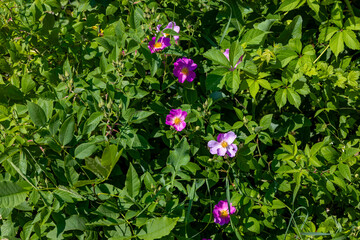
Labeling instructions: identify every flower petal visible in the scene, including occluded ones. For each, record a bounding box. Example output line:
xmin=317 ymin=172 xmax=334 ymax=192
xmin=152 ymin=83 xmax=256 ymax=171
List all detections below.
xmin=227 ymin=144 xmax=238 ymax=157
xmin=186 ymin=71 xmax=196 ymax=82
xmin=223 ymin=131 xmax=236 ymax=144
xmin=217 ymin=133 xmax=225 ymax=142
xmin=217 ymin=147 xmax=227 ymax=156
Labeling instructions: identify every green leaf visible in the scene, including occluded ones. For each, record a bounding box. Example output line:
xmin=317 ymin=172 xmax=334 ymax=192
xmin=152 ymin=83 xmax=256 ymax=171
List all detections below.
xmin=245 ymin=217 xmax=261 ymax=234
xmin=258 ymin=79 xmax=272 ymax=90
xmin=260 ymin=114 xmax=273 ymax=130
xmin=0 ymin=181 xmax=28 ymax=208
xmin=53 ymin=185 xmax=85 ymax=203
xmin=275 ymin=89 xmax=287 ymax=108
xmin=168 ymin=137 xmax=190 ymax=172
xmin=342 ymin=30 xmax=360 ymax=50
xmin=137 ymin=217 xmax=179 ymax=240
xmin=338 ymin=163 xmax=351 ymax=182
xmin=125 ymin=163 xmax=140 ymax=198
xmin=329 ymin=31 xmax=344 ymax=57
xmin=75 ymin=143 xmax=97 ymax=159
xmin=101 ymin=145 xmax=122 ymax=178
xmin=83 ymin=112 xmax=103 ymax=135
xmin=204 ymin=48 xmax=231 ymax=68
xmin=344 ymin=16 xmax=360 ymax=31
xmin=225 ymin=70 xmax=241 ymax=94
xmin=21 ymin=73 xmax=35 ymax=94
xmin=277 ymin=49 xmax=298 ymax=67
xmin=241 ymin=29 xmax=268 ymax=45
xmin=278 ymin=15 xmax=303 ymax=42
xmin=277 ymin=0 xmax=304 ymax=12
xmin=229 ymin=41 xmax=244 ymax=67
xmin=59 ymin=116 xmax=75 ymax=146
xmin=287 ymin=88 xmax=301 ymax=108
xmin=247 ymin=79 xmax=259 ymax=98
xmin=27 ymin=102 xmax=47 ymax=127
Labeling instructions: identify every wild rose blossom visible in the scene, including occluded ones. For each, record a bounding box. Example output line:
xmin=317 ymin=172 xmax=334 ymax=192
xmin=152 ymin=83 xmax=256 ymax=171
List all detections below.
xmin=223 ymin=49 xmax=243 ymax=71
xmin=156 ymin=21 xmax=180 ymax=41
xmin=165 ymin=109 xmax=187 ymax=131
xmin=173 ymin=57 xmax=197 ymax=83
xmin=148 ymin=37 xmax=171 ymax=54
xmin=213 ymin=200 xmax=236 ymax=225
xmin=208 ymin=131 xmax=237 ymax=157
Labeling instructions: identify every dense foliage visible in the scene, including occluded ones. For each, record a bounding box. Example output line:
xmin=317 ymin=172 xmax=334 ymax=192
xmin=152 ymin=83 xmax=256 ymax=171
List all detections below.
xmin=1 ymin=0 xmax=360 ymax=239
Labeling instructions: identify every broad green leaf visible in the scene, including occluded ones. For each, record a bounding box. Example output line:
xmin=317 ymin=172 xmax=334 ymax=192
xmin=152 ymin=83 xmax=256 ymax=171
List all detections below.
xmin=241 ymin=29 xmax=268 ymax=45
xmin=59 ymin=116 xmax=75 ymax=146
xmin=278 ymin=15 xmax=303 ymax=42
xmin=137 ymin=217 xmax=178 ymax=240
xmin=101 ymin=145 xmax=122 ymax=178
xmin=344 ymin=16 xmax=360 ymax=31
xmin=75 ymin=143 xmax=97 ymax=159
xmin=85 ymin=157 xmax=109 ymax=179
xmin=277 ymin=0 xmax=304 ymax=12
xmin=53 ymin=185 xmax=85 ymax=203
xmin=27 ymin=102 xmax=47 ymax=127
xmin=287 ymin=88 xmax=301 ymax=108
xmin=342 ymin=30 xmax=360 ymax=50
xmin=225 ymin=70 xmax=241 ymax=94
xmin=21 ymin=73 xmax=35 ymax=94
xmin=331 ymin=2 xmax=343 ymax=28
xmin=277 ymin=49 xmax=298 ymax=67
xmin=260 ymin=114 xmax=273 ymax=130
xmin=275 ymin=89 xmax=287 ymax=108
xmin=204 ymin=48 xmax=231 ymax=68
xmin=338 ymin=163 xmax=351 ymax=182
xmin=245 ymin=217 xmax=261 ymax=234
xmin=247 ymin=79 xmax=259 ymax=98
xmin=168 ymin=137 xmax=190 ymax=172
xmin=258 ymin=79 xmax=272 ymax=90
xmin=0 ymin=181 xmax=28 ymax=208
xmin=229 ymin=41 xmax=244 ymax=67
xmin=125 ymin=163 xmax=140 ymax=198
xmin=83 ymin=112 xmax=103 ymax=135
xmin=329 ymin=31 xmax=344 ymax=57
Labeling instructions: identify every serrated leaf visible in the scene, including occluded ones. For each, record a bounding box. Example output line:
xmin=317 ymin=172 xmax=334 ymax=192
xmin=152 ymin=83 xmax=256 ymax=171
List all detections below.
xmin=342 ymin=30 xmax=360 ymax=50
xmin=21 ymin=73 xmax=36 ymax=94
xmin=125 ymin=163 xmax=140 ymax=198
xmin=0 ymin=181 xmax=28 ymax=208
xmin=137 ymin=217 xmax=178 ymax=240
xmin=59 ymin=116 xmax=75 ymax=146
xmin=275 ymin=89 xmax=287 ymax=108
xmin=75 ymin=143 xmax=97 ymax=159
xmin=287 ymin=88 xmax=301 ymax=108
xmin=247 ymin=79 xmax=259 ymax=98
xmin=329 ymin=31 xmax=344 ymax=57
xmin=277 ymin=0 xmax=304 ymax=12
xmin=260 ymin=114 xmax=273 ymax=130
xmin=83 ymin=112 xmax=103 ymax=135
xmin=168 ymin=137 xmax=190 ymax=172
xmin=225 ymin=70 xmax=241 ymax=94
xmin=338 ymin=163 xmax=351 ymax=182
xmin=27 ymin=102 xmax=47 ymax=127
xmin=204 ymin=48 xmax=231 ymax=68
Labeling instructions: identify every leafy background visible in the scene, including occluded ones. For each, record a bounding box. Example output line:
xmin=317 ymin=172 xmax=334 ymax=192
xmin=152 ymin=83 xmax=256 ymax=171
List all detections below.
xmin=0 ymin=0 xmax=360 ymax=239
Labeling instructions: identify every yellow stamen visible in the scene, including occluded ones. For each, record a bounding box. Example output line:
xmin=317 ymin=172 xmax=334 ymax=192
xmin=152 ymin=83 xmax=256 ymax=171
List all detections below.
xmin=220 ymin=209 xmax=228 ymax=218
xmin=181 ymin=67 xmax=189 ymax=75
xmin=221 ymin=141 xmax=228 ymax=148
xmin=174 ymin=117 xmax=181 ymax=125
xmin=154 ymin=42 xmax=162 ymax=48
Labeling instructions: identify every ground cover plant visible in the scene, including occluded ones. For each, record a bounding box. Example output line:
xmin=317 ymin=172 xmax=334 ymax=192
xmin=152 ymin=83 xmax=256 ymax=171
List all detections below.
xmin=1 ymin=0 xmax=360 ymax=239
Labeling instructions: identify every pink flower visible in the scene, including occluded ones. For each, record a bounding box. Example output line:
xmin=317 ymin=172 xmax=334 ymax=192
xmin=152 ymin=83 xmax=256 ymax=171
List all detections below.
xmin=148 ymin=37 xmax=171 ymax=54
xmin=156 ymin=21 xmax=180 ymax=41
xmin=173 ymin=57 xmax=197 ymax=83
xmin=213 ymin=200 xmax=236 ymax=225
xmin=208 ymin=131 xmax=237 ymax=157
xmin=223 ymin=49 xmax=243 ymax=71
xmin=165 ymin=109 xmax=187 ymax=131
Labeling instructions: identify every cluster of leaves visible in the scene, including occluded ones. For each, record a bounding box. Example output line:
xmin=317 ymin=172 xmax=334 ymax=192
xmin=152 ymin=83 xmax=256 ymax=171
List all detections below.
xmin=0 ymin=0 xmax=360 ymax=239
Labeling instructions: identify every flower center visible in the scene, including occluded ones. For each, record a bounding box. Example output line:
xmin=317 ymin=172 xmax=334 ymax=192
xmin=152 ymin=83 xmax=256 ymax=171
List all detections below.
xmin=221 ymin=141 xmax=228 ymax=148
xmin=165 ymin=33 xmax=169 ymax=37
xmin=181 ymin=67 xmax=189 ymax=75
xmin=154 ymin=42 xmax=162 ymax=49
xmin=220 ymin=209 xmax=229 ymax=218
xmin=174 ymin=117 xmax=181 ymax=125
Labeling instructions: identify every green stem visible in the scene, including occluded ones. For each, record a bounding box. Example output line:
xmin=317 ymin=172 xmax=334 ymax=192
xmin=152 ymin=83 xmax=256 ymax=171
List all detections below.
xmin=344 ymin=0 xmax=355 ymax=17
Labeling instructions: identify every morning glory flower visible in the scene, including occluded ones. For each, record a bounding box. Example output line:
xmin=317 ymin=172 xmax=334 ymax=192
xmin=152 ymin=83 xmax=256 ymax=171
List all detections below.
xmin=213 ymin=200 xmax=236 ymax=225
xmin=148 ymin=36 xmax=171 ymax=54
xmin=173 ymin=57 xmax=197 ymax=83
xmin=165 ymin=109 xmax=187 ymax=131
xmin=208 ymin=131 xmax=237 ymax=157
xmin=156 ymin=21 xmax=180 ymax=41
xmin=223 ymin=49 xmax=243 ymax=71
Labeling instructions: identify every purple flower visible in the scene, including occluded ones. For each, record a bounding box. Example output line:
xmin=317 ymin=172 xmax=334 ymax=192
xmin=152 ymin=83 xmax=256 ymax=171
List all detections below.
xmin=148 ymin=37 xmax=171 ymax=54
xmin=173 ymin=57 xmax=197 ymax=83
xmin=213 ymin=200 xmax=236 ymax=225
xmin=156 ymin=21 xmax=180 ymax=41
xmin=165 ymin=109 xmax=187 ymax=131
xmin=208 ymin=131 xmax=237 ymax=157
xmin=223 ymin=49 xmax=243 ymax=71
